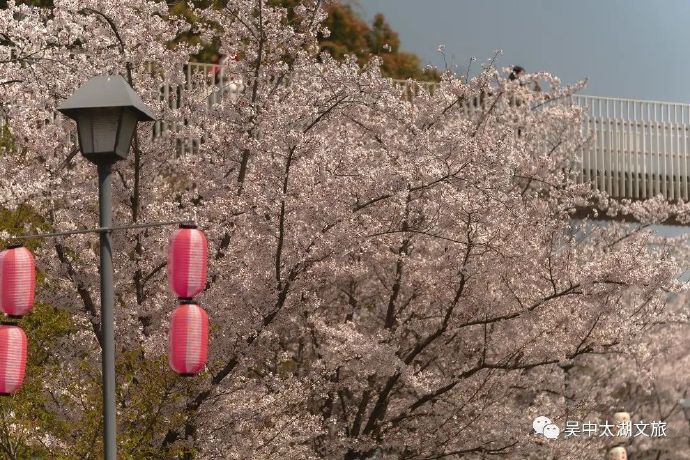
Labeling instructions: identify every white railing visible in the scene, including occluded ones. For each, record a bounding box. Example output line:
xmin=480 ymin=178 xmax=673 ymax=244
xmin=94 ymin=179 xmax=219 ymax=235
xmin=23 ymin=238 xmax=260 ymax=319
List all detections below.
xmin=386 ymin=86 xmax=690 ymax=202
xmin=151 ymin=62 xmax=243 ymax=154
xmin=3 ymin=65 xmax=690 ymax=203
xmin=572 ymin=95 xmax=690 ymax=201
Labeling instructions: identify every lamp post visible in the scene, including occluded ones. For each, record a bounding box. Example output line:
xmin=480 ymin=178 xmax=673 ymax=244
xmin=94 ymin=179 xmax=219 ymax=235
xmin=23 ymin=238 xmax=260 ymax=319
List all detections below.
xmin=57 ymin=74 xmax=154 ymax=460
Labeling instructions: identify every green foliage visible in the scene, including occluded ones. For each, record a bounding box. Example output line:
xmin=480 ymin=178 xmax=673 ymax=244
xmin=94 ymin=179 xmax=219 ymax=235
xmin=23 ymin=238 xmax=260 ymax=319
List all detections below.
xmin=0 ymin=207 xmax=71 ymax=457
xmin=169 ymin=0 xmax=439 ymax=80
xmin=166 ymin=0 xmax=226 ymax=63
xmin=0 ymin=124 xmax=15 ymax=154
xmin=0 ymin=304 xmax=76 ymax=458
xmin=2 ymin=0 xmax=437 ymax=80
xmin=116 ymin=352 xmax=186 ymax=459
xmin=2 ymin=0 xmax=438 ymax=80
xmin=0 ymin=204 xmax=51 ymax=250
xmin=319 ymin=3 xmax=370 ymax=61
xmin=320 ymin=4 xmax=440 ymax=81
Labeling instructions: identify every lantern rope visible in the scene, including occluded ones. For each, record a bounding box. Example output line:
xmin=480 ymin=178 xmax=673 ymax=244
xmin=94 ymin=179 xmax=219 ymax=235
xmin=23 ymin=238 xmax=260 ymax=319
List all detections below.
xmin=4 ymin=220 xmax=196 ymax=244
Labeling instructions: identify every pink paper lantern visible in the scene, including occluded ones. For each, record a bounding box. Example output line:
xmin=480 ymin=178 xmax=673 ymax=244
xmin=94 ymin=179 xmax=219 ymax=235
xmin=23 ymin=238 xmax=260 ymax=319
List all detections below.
xmin=0 ymin=325 xmax=27 ymax=395
xmin=168 ymin=225 xmax=208 ymax=299
xmin=0 ymin=245 xmax=36 ymax=317
xmin=169 ymin=303 xmax=209 ymax=375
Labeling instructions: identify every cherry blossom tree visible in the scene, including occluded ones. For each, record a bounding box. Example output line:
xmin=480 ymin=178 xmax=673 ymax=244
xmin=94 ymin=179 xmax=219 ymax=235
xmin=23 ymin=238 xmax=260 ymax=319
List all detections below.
xmin=1 ymin=1 xmax=690 ymax=458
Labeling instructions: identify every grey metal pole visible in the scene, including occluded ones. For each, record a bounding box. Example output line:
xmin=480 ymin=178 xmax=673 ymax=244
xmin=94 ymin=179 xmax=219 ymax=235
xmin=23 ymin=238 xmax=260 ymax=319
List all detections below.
xmin=98 ymin=162 xmax=117 ymax=460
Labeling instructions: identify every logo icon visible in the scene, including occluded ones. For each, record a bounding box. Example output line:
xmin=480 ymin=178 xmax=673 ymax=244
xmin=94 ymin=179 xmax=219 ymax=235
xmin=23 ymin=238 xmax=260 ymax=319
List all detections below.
xmin=543 ymin=423 xmax=560 ymax=439
xmin=533 ymin=416 xmax=552 ymax=434
xmin=533 ymin=416 xmax=560 ymax=439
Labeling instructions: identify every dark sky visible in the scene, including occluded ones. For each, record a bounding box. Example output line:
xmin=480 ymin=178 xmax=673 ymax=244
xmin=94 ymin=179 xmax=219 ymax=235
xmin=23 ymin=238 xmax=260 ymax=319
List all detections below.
xmin=360 ymin=0 xmax=690 ymax=104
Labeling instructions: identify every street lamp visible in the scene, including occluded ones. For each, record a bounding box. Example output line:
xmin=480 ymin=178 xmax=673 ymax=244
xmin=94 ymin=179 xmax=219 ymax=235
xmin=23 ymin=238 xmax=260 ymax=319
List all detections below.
xmin=57 ymin=74 xmax=154 ymax=460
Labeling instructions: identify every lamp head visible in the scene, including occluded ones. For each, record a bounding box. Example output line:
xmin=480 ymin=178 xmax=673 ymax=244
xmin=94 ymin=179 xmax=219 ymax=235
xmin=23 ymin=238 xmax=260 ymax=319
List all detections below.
xmin=57 ymin=74 xmax=155 ymax=164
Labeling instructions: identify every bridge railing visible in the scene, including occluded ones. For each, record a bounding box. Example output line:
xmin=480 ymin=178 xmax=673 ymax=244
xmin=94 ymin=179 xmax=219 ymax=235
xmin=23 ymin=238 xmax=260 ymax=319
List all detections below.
xmin=385 ymin=85 xmax=690 ymax=202
xmin=571 ymin=95 xmax=690 ymax=202
xmin=3 ymin=66 xmax=690 ymax=202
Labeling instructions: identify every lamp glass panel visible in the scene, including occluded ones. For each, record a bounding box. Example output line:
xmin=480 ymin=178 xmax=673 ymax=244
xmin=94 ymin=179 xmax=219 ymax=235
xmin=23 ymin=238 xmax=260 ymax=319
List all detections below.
xmin=76 ymin=114 xmax=93 ymax=154
xmin=115 ymin=110 xmax=138 ymax=157
xmin=77 ymin=108 xmax=120 ymax=154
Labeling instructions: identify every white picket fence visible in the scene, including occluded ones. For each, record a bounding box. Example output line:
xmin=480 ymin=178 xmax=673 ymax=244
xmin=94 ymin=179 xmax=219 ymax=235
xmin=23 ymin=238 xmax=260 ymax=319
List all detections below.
xmin=3 ymin=64 xmax=690 ymax=202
